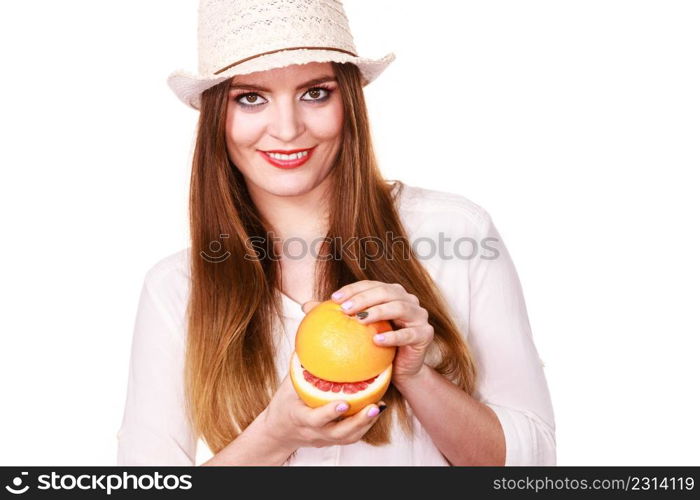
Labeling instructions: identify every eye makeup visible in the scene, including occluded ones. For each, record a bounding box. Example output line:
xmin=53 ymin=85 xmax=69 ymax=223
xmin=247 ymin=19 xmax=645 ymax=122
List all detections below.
xmin=230 ymin=84 xmax=335 ymax=108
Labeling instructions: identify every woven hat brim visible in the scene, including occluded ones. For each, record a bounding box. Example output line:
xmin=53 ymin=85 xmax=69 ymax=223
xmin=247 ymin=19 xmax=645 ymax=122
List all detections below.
xmin=166 ymin=49 xmax=396 ymax=111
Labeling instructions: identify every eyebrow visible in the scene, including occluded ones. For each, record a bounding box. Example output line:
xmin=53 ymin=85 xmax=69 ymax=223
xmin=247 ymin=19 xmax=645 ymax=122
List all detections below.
xmin=229 ymin=76 xmax=337 ymax=92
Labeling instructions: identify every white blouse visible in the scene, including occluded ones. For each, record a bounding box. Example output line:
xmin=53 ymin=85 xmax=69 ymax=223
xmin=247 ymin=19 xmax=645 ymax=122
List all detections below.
xmin=116 ymin=183 xmax=556 ymax=466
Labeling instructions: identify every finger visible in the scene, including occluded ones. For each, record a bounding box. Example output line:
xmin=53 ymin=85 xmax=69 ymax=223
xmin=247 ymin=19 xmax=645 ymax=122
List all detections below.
xmin=301 ymin=301 xmax=321 ymax=314
xmin=328 ymin=401 xmax=387 ymax=439
xmin=300 ymin=399 xmax=351 ymax=428
xmin=330 ymin=280 xmax=384 ymax=304
xmin=340 ymin=284 xmax=410 ymax=320
xmin=373 ymin=326 xmax=434 ymax=347
xmin=356 ymin=300 xmax=427 ymax=326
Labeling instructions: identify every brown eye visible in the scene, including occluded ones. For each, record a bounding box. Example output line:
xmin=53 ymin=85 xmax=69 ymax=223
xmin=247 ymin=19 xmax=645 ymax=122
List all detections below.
xmin=235 ymin=93 xmax=266 ymax=107
xmin=301 ymin=87 xmax=332 ymax=102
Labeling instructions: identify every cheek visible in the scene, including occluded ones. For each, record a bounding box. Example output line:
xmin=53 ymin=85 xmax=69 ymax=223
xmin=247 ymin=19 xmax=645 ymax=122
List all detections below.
xmin=309 ymin=101 xmax=344 ymax=140
xmin=226 ymin=107 xmax=265 ymax=149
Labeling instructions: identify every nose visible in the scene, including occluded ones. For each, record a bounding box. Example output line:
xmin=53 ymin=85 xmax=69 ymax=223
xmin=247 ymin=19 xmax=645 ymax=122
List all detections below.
xmin=267 ymin=97 xmax=304 ymax=143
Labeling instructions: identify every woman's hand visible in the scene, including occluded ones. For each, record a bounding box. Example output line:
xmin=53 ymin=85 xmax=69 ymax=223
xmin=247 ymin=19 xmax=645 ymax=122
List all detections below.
xmin=261 ymin=374 xmax=386 ymax=452
xmin=315 ymin=280 xmax=435 ymax=383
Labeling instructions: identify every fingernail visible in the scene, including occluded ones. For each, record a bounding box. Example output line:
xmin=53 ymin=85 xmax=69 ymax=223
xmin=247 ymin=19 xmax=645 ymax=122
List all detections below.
xmin=367 ymin=406 xmax=380 ymax=417
xmin=332 ymin=291 xmax=344 ymax=300
xmin=341 ymin=300 xmax=353 ymax=311
xmin=374 ymin=334 xmax=385 ymax=343
xmin=378 ymin=404 xmax=387 ymax=414
xmin=336 ymin=403 xmax=349 ymax=412
xmin=356 ymin=311 xmax=368 ymax=320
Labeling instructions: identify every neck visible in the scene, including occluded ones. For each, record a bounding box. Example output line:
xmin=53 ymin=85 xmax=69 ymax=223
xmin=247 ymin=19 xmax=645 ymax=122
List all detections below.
xmin=247 ymin=179 xmax=332 ymax=242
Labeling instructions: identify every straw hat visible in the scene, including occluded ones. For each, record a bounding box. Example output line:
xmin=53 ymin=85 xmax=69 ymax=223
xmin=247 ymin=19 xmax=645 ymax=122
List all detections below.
xmin=167 ymin=0 xmax=396 ymax=111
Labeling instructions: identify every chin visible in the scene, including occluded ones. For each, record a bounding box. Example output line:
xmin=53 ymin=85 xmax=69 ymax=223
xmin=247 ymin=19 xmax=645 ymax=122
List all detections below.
xmin=260 ymin=179 xmax=317 ymax=198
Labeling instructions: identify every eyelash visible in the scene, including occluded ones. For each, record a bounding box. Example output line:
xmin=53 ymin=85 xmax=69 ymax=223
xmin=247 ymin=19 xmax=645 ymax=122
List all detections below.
xmin=232 ymin=85 xmax=334 ymax=108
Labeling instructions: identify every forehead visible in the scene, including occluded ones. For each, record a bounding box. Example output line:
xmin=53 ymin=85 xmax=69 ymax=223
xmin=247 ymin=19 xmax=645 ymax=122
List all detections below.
xmin=230 ymin=61 xmax=335 ymax=88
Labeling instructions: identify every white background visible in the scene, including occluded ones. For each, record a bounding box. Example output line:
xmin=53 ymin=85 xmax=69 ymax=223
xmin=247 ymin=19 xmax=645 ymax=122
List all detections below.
xmin=1 ymin=0 xmax=698 ymax=466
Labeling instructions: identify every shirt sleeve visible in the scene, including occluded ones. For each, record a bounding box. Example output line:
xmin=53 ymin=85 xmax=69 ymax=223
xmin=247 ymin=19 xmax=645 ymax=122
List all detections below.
xmin=116 ymin=271 xmax=197 ymax=465
xmin=467 ymin=209 xmax=557 ymax=465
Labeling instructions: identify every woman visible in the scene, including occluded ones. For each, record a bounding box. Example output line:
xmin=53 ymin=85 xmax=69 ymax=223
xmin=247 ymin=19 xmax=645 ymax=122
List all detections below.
xmin=117 ymin=0 xmax=556 ymax=466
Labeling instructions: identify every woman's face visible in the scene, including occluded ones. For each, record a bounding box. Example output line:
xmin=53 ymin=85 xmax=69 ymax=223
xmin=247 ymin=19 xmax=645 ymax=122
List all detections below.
xmin=225 ymin=62 xmax=344 ymax=200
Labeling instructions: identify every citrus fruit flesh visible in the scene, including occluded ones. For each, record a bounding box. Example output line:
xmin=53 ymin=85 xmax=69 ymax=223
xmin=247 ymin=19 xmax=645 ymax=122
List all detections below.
xmin=290 ymin=351 xmax=392 ymax=416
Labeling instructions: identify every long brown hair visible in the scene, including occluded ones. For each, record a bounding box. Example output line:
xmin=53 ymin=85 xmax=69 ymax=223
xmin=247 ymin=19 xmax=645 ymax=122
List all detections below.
xmin=184 ymin=61 xmax=478 ymax=454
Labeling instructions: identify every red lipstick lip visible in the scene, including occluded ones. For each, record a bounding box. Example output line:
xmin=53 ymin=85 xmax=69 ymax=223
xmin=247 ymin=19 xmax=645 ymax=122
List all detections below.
xmin=258 ymin=146 xmax=316 ymax=169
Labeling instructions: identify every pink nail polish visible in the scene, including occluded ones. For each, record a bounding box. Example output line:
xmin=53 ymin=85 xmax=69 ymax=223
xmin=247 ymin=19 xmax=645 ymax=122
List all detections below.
xmin=341 ymin=300 xmax=353 ymax=310
xmin=374 ymin=334 xmax=385 ymax=343
xmin=367 ymin=406 xmax=380 ymax=417
xmin=332 ymin=291 xmax=344 ymax=300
